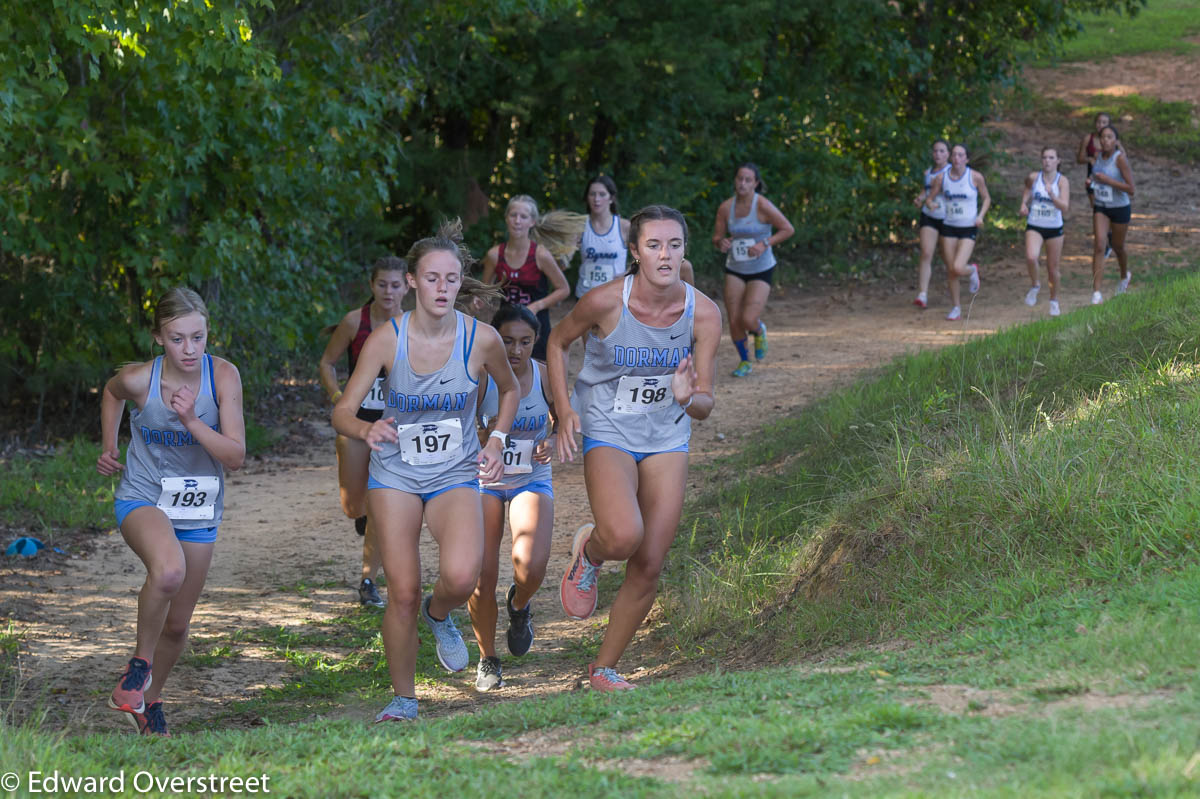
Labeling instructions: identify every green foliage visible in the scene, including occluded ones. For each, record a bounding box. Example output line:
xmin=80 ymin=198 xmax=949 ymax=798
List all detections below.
xmin=1047 ymin=0 xmax=1200 ymax=61
xmin=0 ymin=437 xmax=113 ymax=530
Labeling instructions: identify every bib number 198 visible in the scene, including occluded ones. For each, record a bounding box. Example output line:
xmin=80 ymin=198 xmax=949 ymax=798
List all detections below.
xmin=613 ymin=375 xmax=675 ymax=414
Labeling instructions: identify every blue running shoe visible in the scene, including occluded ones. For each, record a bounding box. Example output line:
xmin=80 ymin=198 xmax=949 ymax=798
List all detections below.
xmin=421 ymin=595 xmax=468 ymax=672
xmin=732 ymin=360 xmax=753 ymax=378
xmin=129 ymin=700 xmax=170 ymax=736
xmin=753 ymin=322 xmax=768 ymax=361
xmin=375 ymin=695 xmax=418 ymax=723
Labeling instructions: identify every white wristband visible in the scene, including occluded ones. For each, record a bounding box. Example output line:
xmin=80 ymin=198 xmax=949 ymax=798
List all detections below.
xmin=680 ymin=396 xmax=694 ymax=411
xmin=488 ymin=430 xmax=509 ymax=444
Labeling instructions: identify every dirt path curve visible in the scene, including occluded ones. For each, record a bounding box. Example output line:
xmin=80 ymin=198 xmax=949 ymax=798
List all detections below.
xmin=4 ymin=53 xmax=1199 ymax=734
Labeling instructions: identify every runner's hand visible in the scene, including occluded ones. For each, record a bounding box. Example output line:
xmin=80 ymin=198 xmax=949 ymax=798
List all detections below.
xmin=96 ymin=447 xmax=124 ymax=475
xmin=478 ymin=438 xmax=504 ymax=483
xmin=717 ymin=237 xmax=732 ymax=254
xmin=556 ymin=410 xmax=581 ymax=462
xmin=534 ymin=435 xmax=555 ymax=464
xmin=749 ymin=242 xmax=767 ymax=258
xmin=170 ymin=384 xmax=198 ymax=425
xmin=672 ymin=354 xmax=697 ymax=406
xmin=364 ymin=417 xmax=398 ymax=452
xmin=1019 ymin=203 xmax=1029 ymax=217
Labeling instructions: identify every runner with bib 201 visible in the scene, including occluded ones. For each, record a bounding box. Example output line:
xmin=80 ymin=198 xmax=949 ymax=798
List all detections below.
xmin=712 ymin=163 xmax=793 ymax=377
xmin=548 ymin=205 xmax=721 ymax=692
xmin=333 ymin=220 xmax=519 ymax=723
xmin=925 ymin=143 xmax=991 ymax=321
xmin=97 ymin=287 xmax=246 ymax=737
xmin=1019 ymin=147 xmax=1070 ymax=317
xmin=319 ymin=257 xmax=408 ymax=608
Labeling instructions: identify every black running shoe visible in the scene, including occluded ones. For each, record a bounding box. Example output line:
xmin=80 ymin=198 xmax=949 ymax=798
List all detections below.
xmin=505 ymin=584 xmax=534 ymax=656
xmin=129 ymin=700 xmax=170 ymax=736
xmin=358 ymin=578 xmax=385 ymax=608
xmin=475 ymin=656 xmax=504 ymax=691
xmin=354 ymin=515 xmax=367 ymax=536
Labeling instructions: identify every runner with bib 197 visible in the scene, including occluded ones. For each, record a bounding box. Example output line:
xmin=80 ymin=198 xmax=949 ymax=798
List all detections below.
xmin=548 ymin=204 xmax=721 ymax=692
xmin=97 ymin=287 xmax=246 ymax=737
xmin=332 ymin=220 xmax=520 ymax=723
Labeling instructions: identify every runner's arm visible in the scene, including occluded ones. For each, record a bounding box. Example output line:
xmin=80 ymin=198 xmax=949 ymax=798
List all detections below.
xmin=974 ymin=172 xmax=991 ymax=227
xmin=712 ymin=200 xmax=732 ymax=252
xmin=674 ymin=294 xmax=721 ymax=422
xmin=318 ymin=311 xmax=357 ymax=402
xmin=530 ymin=244 xmax=570 ymax=313
xmin=1054 ymin=175 xmax=1071 ymax=212
xmin=1019 ymin=173 xmax=1035 ymax=217
xmin=924 ymin=173 xmax=944 ymax=211
xmin=193 ymin=357 xmax=246 ymax=471
xmin=97 ymin=363 xmax=148 ymax=475
xmin=332 ymin=324 xmax=399 ymax=451
xmin=475 ymin=325 xmax=519 ymax=483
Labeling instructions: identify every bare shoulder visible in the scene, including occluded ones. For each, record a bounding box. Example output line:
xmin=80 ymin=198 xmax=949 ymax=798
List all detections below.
xmin=691 ymin=287 xmax=723 ymax=329
xmin=112 ymin=360 xmax=153 ymax=397
xmin=211 ymin=356 xmax=242 ymax=383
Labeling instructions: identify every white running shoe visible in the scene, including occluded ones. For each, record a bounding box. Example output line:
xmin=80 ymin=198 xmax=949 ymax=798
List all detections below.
xmin=1091 ymin=291 xmax=1103 ymax=305
xmin=1024 ymin=285 xmax=1040 ymax=306
xmin=1049 ymin=300 xmax=1060 ymax=317
xmin=913 ymin=292 xmax=927 ymax=309
xmin=946 ymin=306 xmax=962 ymax=321
xmin=968 ymin=263 xmax=980 ymax=294
xmin=1116 ymin=275 xmax=1130 ymax=295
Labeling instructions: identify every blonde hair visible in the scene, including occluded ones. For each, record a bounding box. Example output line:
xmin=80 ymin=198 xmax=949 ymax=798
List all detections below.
xmin=407 ymin=218 xmax=502 ymax=307
xmin=153 ymin=287 xmax=209 ymax=334
xmin=505 ymin=194 xmax=586 ymax=261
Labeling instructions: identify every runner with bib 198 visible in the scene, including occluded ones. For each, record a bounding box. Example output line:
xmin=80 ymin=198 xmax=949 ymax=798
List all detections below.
xmin=469 ymin=304 xmax=558 ymax=692
xmin=711 ymin=163 xmax=793 ymax=377
xmin=318 ymin=257 xmax=408 ymax=608
xmin=97 ymin=287 xmax=246 ymax=737
xmin=1019 ymin=147 xmax=1070 ymax=317
xmin=333 ymin=220 xmax=519 ymax=723
xmin=548 ymin=204 xmax=721 ymax=691
xmin=925 ymin=143 xmax=991 ymax=321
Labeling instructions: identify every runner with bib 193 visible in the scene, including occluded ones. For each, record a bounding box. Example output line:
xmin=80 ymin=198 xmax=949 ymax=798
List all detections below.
xmin=548 ymin=204 xmax=721 ymax=692
xmin=333 ymin=220 xmax=519 ymax=723
xmin=97 ymin=287 xmax=246 ymax=737
xmin=318 ymin=257 xmax=408 ymax=608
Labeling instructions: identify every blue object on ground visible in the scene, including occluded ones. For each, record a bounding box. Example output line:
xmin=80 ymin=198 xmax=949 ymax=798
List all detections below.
xmin=5 ymin=537 xmax=46 ymax=557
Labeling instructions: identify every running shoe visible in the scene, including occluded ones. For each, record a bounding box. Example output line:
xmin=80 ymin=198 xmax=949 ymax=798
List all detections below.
xmin=128 ymin=700 xmax=170 ymax=736
xmin=354 ymin=515 xmax=367 ymax=536
xmin=108 ymin=656 xmax=152 ymax=715
xmin=967 ymin=263 xmax=980 ymax=294
xmin=1105 ymin=232 xmax=1114 ymax=259
xmin=913 ymin=292 xmax=927 ymax=309
xmin=731 ymin=360 xmax=753 ymax=378
xmin=505 ymin=584 xmax=534 ymax=657
xmin=945 ymin=306 xmax=962 ymax=321
xmin=358 ymin=578 xmax=385 ymax=608
xmin=753 ymin=322 xmax=768 ymax=361
xmin=420 ymin=595 xmax=469 ymax=672
xmin=1092 ymin=291 xmax=1103 ymax=305
xmin=1116 ymin=274 xmax=1131 ymax=295
xmin=560 ymin=523 xmax=601 ymax=621
xmin=1024 ymin=285 xmax=1040 ymax=306
xmin=475 ymin=656 xmax=504 ymax=691
xmin=588 ymin=663 xmax=636 ymax=692
xmin=375 ymin=695 xmax=418 ymax=723
xmin=1049 ymin=300 xmax=1061 ymax=317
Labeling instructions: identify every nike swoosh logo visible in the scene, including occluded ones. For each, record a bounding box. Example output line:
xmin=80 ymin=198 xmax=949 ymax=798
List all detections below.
xmin=523 ymin=404 xmax=536 ymax=411
xmin=439 ymin=378 xmax=453 ymax=385
xmin=669 ymin=332 xmax=685 ymax=340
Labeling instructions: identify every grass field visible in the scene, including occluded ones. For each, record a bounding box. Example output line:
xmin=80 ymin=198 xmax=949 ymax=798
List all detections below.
xmin=1046 ymin=0 xmax=1200 ymax=62
xmin=5 ymin=269 xmax=1200 ymax=796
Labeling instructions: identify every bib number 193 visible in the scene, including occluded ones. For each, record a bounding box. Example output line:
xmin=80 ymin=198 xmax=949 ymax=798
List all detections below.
xmin=157 ymin=476 xmax=220 ymax=520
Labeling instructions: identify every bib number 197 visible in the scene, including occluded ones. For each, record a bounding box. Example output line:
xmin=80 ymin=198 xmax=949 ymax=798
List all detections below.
xmin=396 ymin=419 xmax=463 ymax=465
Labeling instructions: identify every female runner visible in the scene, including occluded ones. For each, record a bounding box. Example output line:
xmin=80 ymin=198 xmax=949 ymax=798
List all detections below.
xmin=97 ymin=287 xmax=245 ymax=736
xmin=468 ymin=304 xmax=556 ymax=691
xmin=1088 ymin=125 xmax=1135 ymax=304
xmin=575 ymin=176 xmax=632 ymax=298
xmin=912 ymin=140 xmax=952 ymax=309
xmin=1077 ymin=111 xmax=1111 ymax=211
xmin=1019 ymin=147 xmax=1070 ymax=316
xmin=548 ymin=205 xmax=721 ymax=691
xmin=318 ymin=257 xmax=408 ymax=607
xmin=481 ymin=196 xmax=579 ymax=360
xmin=333 ymin=220 xmax=518 ymax=723
xmin=925 ymin=143 xmax=991 ymax=321
xmin=711 ymin=163 xmax=794 ymax=377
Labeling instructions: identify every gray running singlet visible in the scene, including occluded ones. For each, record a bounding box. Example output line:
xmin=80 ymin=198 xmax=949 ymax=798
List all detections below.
xmin=573 ymin=275 xmax=694 ymax=453
xmin=479 ymin=360 xmax=552 ymax=490
xmin=724 ymin=193 xmax=776 ymax=276
xmin=924 ymin=164 xmax=951 ymax=220
xmin=115 ymin=355 xmax=224 ymax=529
xmin=368 ymin=311 xmax=481 ymax=494
xmin=1092 ymin=150 xmax=1130 ymax=208
xmin=1027 ymin=172 xmax=1064 ymax=228
xmin=576 ymin=214 xmax=627 ymax=298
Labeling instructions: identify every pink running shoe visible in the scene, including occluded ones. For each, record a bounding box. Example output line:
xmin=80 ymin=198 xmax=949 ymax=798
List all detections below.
xmin=913 ymin=293 xmax=927 ymax=309
xmin=108 ymin=656 xmax=152 ymax=715
xmin=560 ymin=523 xmax=601 ymax=620
xmin=589 ymin=663 xmax=636 ymax=692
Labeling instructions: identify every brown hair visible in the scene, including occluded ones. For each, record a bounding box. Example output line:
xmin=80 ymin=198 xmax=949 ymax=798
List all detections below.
xmin=371 ymin=255 xmax=407 ymax=281
xmin=153 ymin=287 xmax=209 ymax=335
xmin=583 ymin=175 xmax=620 ymax=215
xmin=626 ymin=205 xmax=688 ymax=275
xmin=406 ymin=218 xmax=502 ymax=306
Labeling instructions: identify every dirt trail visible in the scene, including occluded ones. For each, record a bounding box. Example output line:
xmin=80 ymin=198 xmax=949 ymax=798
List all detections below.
xmin=3 ymin=51 xmax=1199 ymax=733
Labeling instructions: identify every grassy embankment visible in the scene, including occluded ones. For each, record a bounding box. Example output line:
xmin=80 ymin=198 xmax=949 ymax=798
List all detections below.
xmin=4 ymin=268 xmax=1200 ymax=797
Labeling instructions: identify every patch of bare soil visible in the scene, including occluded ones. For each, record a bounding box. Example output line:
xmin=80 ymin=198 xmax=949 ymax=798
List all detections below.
xmin=3 ymin=50 xmax=1199 ymax=746
xmin=1025 ymin=47 xmax=1200 ymax=107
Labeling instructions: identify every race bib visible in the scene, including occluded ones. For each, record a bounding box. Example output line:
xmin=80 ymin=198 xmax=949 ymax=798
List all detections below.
xmin=360 ymin=377 xmax=386 ymax=411
xmin=1036 ymin=205 xmax=1055 ymax=220
xmin=586 ymin=264 xmax=612 ymax=286
xmin=1093 ymin=182 xmax=1114 ymax=203
xmin=396 ymin=418 xmax=463 ymax=465
xmin=500 ymin=438 xmax=535 ymax=475
xmin=947 ymin=202 xmax=969 ymax=224
xmin=731 ymin=238 xmax=757 ymax=263
xmin=613 ymin=375 xmax=674 ymax=414
xmin=157 ymin=476 xmax=219 ymax=520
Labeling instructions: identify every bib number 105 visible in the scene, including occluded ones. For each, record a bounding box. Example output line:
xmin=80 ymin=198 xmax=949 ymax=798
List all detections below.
xmin=613 ymin=375 xmax=675 ymax=414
